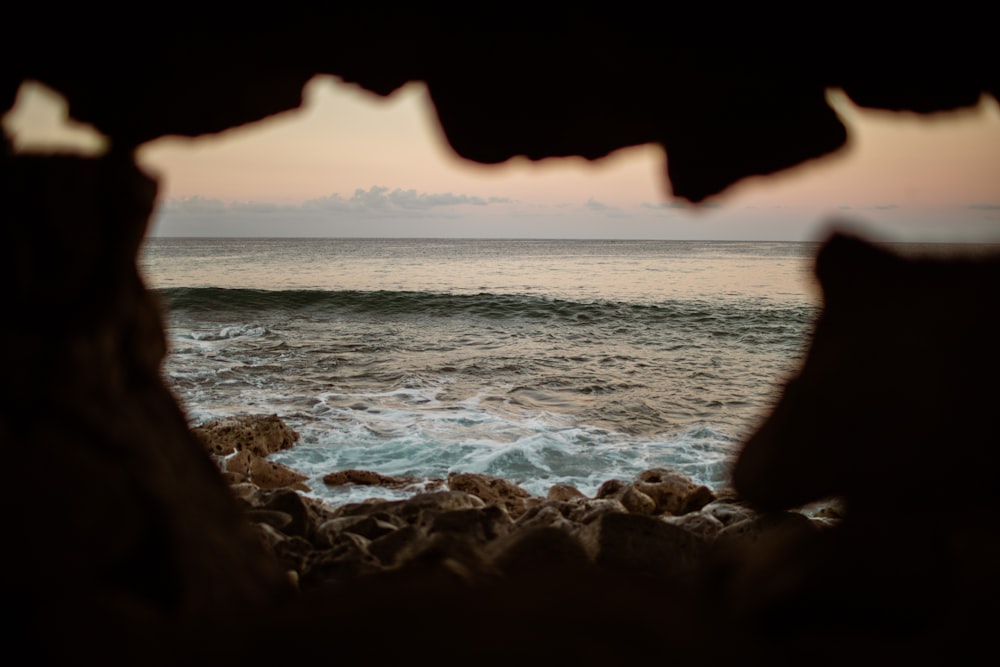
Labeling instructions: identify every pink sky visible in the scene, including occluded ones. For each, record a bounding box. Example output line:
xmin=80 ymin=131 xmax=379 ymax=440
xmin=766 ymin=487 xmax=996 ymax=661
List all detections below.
xmin=5 ymin=76 xmax=1000 ymax=241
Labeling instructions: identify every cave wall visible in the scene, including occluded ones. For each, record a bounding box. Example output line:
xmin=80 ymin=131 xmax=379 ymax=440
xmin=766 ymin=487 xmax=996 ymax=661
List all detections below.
xmin=1 ymin=11 xmax=997 ymax=662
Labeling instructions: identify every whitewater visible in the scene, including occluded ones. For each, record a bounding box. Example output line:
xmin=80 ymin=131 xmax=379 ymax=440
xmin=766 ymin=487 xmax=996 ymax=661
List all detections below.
xmin=139 ymin=238 xmax=821 ymax=505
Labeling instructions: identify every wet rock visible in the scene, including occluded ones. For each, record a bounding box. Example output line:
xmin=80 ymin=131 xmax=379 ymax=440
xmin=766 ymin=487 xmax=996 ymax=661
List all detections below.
xmin=250 ymin=457 xmax=309 ymax=491
xmin=634 ymin=468 xmax=716 ymax=516
xmin=447 ymin=472 xmax=536 ymax=519
xmin=595 ymin=479 xmax=627 ymax=498
xmin=595 ymin=479 xmax=656 ymax=515
xmin=663 ymin=511 xmax=726 ymax=540
xmin=395 ymin=490 xmax=487 ymax=519
xmin=194 ymin=414 xmax=299 ymax=457
xmin=222 ymin=447 xmax=308 ymax=492
xmin=547 ymin=483 xmax=588 ymax=502
xmin=322 ymin=469 xmax=422 ymax=488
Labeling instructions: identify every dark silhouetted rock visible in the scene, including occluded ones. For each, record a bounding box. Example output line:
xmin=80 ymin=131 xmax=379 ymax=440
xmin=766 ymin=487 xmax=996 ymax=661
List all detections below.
xmin=1 ymin=153 xmax=291 ymax=664
xmin=734 ymin=232 xmax=1000 ymax=513
xmin=582 ymin=513 xmax=708 ymax=580
xmin=490 ymin=525 xmax=592 ymax=576
xmin=4 ymin=20 xmax=999 ymax=663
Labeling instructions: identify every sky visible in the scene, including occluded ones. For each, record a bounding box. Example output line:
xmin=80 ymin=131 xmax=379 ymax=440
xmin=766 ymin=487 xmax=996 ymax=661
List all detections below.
xmin=4 ymin=75 xmax=1000 ymax=242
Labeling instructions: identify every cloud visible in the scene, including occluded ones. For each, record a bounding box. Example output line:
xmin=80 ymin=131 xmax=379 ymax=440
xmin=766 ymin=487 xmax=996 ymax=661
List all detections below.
xmin=642 ymin=201 xmax=691 ymax=210
xmin=384 ymin=188 xmax=488 ymax=209
xmin=326 ymin=186 xmax=511 ymax=214
xmin=161 ymin=196 xmax=227 ymax=215
xmin=584 ymin=197 xmax=634 ymax=218
xmin=229 ymin=201 xmax=299 ymax=214
xmin=967 ymin=203 xmax=1000 ymax=210
xmin=302 ymin=194 xmax=353 ymax=212
xmin=161 ymin=187 xmax=512 ymax=218
xmin=641 ymin=200 xmax=722 ymax=211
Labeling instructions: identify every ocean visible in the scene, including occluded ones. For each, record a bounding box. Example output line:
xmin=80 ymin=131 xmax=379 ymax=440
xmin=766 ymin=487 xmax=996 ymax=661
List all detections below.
xmin=139 ymin=237 xmax=821 ymax=505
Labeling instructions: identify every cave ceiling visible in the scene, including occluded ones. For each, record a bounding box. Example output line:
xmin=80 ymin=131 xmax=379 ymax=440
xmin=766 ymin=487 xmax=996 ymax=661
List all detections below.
xmin=3 ymin=11 xmax=996 ymax=202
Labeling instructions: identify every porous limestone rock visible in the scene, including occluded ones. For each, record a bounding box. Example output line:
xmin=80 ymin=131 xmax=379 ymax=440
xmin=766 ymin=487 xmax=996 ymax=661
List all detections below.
xmin=194 ymin=414 xmax=300 ymax=458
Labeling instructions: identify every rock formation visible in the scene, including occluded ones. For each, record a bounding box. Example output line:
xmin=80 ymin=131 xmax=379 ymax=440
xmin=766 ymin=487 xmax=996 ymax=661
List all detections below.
xmin=2 ymin=14 xmax=998 ymax=665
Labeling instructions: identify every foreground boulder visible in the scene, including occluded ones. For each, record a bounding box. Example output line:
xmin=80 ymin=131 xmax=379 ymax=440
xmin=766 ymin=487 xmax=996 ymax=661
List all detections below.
xmin=730 ymin=233 xmax=1000 ymax=650
xmin=1 ymin=154 xmax=291 ymax=663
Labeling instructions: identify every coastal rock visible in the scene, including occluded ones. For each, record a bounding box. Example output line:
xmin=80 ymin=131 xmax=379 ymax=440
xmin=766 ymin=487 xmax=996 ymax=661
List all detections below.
xmin=700 ymin=501 xmax=757 ymax=527
xmin=194 ymin=414 xmax=300 ymax=458
xmin=714 ymin=511 xmax=818 ymax=550
xmin=224 ymin=449 xmax=254 ymax=476
xmin=513 ymin=498 xmax=631 ymax=534
xmin=7 ymin=21 xmax=1000 ymax=662
xmin=250 ymin=522 xmax=290 ymax=552
xmin=634 ymin=468 xmax=716 ymax=516
xmin=428 ymin=505 xmax=514 ymax=543
xmin=582 ymin=513 xmax=708 ymax=580
xmin=547 ymin=484 xmax=588 ymax=502
xmin=368 ymin=525 xmax=425 ymax=567
xmin=663 ymin=511 xmax=726 ymax=540
xmin=565 ymin=498 xmax=631 ymax=524
xmin=250 ymin=457 xmax=309 ymax=491
xmin=490 ymin=525 xmax=592 ymax=576
xmin=447 ymin=472 xmax=537 ymax=519
xmin=595 ymin=469 xmax=714 ymax=517
xmin=299 ymin=533 xmax=382 ymax=587
xmin=228 ymin=482 xmax=261 ymax=504
xmin=225 ymin=448 xmax=309 ymax=491
xmin=595 ymin=479 xmax=627 ymax=498
xmin=317 ymin=514 xmax=402 ymax=545
xmin=514 ymin=504 xmax=580 ymax=533
xmin=394 ymin=490 xmax=488 ymax=518
xmin=221 ymin=471 xmax=247 ymax=485
xmin=322 ymin=469 xmax=428 ymax=489
xmin=595 ymin=479 xmax=656 ymax=515
xmin=257 ymin=489 xmax=312 ymax=539
xmin=246 ymin=509 xmax=295 ymax=536
xmin=330 ymin=490 xmax=487 ymax=523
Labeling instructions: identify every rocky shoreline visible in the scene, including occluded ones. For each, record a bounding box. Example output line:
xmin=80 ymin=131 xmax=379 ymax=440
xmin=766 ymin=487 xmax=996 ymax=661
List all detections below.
xmin=195 ymin=414 xmax=842 ymax=595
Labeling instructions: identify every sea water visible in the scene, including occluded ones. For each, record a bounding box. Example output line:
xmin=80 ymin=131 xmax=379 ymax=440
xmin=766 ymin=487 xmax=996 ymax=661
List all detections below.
xmin=139 ymin=238 xmax=821 ymax=505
